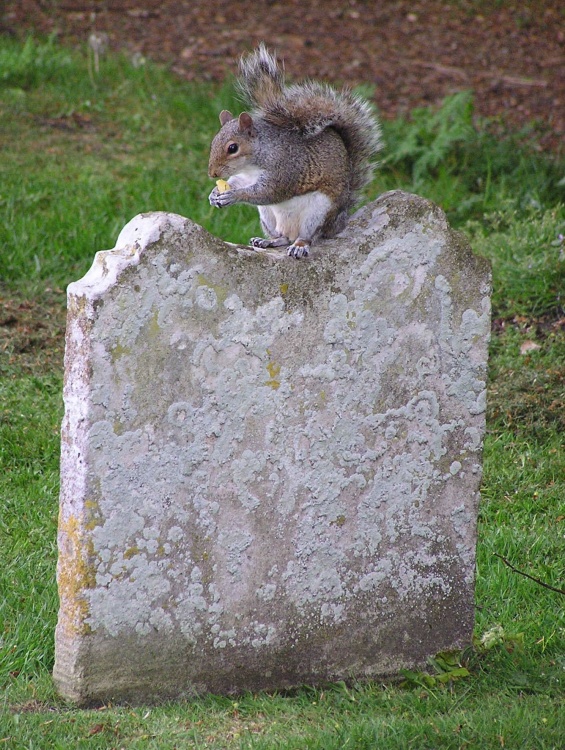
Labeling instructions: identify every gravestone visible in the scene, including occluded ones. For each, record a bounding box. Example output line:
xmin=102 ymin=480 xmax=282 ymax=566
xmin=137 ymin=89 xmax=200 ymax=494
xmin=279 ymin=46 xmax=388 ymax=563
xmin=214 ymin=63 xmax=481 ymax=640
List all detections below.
xmin=54 ymin=190 xmax=491 ymax=705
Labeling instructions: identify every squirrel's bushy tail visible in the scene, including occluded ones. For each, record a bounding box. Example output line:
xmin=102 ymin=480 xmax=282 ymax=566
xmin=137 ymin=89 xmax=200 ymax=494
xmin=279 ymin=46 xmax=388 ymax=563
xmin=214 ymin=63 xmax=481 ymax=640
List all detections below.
xmin=237 ymin=43 xmax=285 ymax=111
xmin=237 ymin=44 xmax=382 ymax=201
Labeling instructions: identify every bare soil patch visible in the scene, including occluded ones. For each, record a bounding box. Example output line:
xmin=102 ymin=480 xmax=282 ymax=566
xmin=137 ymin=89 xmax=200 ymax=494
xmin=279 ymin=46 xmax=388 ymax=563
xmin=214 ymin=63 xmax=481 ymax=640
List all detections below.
xmin=0 ymin=288 xmax=66 ymax=376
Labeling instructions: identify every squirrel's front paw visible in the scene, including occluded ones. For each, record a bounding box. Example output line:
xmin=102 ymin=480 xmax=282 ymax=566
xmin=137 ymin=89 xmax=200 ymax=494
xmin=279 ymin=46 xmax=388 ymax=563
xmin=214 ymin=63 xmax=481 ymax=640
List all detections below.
xmin=287 ymin=240 xmax=310 ymax=259
xmin=208 ymin=187 xmax=236 ymax=208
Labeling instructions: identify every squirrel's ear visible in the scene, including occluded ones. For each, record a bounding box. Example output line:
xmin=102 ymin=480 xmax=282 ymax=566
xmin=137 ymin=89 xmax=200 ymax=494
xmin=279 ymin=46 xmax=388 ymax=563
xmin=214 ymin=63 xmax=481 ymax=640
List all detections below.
xmin=219 ymin=110 xmax=235 ymax=126
xmin=238 ymin=112 xmax=257 ymax=135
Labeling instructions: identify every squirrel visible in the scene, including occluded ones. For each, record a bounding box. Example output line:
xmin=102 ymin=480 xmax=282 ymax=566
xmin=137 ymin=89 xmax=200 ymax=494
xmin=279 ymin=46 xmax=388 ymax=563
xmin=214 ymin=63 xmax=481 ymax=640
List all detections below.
xmin=208 ymin=44 xmax=382 ymax=259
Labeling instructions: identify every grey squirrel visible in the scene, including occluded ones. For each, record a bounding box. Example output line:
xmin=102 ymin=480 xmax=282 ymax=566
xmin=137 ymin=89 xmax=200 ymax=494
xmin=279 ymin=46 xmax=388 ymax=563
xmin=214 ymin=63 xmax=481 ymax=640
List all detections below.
xmin=208 ymin=44 xmax=382 ymax=258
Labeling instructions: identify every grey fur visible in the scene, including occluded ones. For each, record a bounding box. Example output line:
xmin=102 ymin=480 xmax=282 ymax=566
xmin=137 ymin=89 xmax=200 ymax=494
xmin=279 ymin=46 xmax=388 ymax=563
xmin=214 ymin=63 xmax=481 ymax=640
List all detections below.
xmin=237 ymin=43 xmax=382 ymax=202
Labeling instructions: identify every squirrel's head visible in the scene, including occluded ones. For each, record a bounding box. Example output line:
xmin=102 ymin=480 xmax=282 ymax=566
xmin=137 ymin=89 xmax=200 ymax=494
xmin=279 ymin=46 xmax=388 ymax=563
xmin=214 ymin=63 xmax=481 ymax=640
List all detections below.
xmin=208 ymin=110 xmax=258 ymax=179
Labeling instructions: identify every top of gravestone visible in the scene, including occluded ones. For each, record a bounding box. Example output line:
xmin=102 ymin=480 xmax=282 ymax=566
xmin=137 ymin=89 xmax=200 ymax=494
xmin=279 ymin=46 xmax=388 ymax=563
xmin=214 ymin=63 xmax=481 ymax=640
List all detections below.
xmin=67 ymin=191 xmax=488 ymax=305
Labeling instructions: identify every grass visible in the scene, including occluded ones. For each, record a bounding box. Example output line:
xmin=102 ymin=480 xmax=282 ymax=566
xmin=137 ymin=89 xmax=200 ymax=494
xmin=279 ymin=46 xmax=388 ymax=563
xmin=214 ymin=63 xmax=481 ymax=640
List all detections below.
xmin=0 ymin=35 xmax=256 ymax=289
xmin=0 ymin=35 xmax=564 ymax=748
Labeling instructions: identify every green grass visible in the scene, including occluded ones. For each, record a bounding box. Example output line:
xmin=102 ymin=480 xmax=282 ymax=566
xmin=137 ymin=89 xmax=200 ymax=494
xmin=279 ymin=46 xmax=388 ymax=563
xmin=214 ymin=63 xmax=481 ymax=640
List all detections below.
xmin=1 ymin=674 xmax=563 ymax=749
xmin=0 ymin=376 xmax=60 ymax=678
xmin=1 ymin=35 xmax=564 ymax=749
xmin=0 ymin=35 xmax=258 ymax=289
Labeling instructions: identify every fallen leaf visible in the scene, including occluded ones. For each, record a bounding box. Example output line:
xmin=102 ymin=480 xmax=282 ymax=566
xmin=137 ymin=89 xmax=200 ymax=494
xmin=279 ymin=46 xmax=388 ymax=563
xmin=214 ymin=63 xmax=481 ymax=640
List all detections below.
xmin=520 ymin=340 xmax=541 ymax=354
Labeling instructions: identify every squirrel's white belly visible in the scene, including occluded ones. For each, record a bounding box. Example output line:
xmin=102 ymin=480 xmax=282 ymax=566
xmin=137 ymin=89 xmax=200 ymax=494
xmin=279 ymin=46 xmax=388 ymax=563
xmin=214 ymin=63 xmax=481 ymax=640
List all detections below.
xmin=262 ymin=192 xmax=333 ymax=242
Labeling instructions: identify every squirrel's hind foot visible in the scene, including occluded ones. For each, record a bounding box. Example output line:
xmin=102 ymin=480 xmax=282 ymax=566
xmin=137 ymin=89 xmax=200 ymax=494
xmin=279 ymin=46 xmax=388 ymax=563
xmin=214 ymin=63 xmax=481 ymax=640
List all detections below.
xmin=250 ymin=236 xmax=289 ymax=249
xmin=287 ymin=239 xmax=310 ymax=259
xmin=249 ymin=236 xmax=310 ymax=258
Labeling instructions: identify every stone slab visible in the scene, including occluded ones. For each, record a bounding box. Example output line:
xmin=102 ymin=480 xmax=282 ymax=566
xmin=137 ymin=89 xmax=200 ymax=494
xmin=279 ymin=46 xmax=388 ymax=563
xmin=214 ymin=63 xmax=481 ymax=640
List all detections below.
xmin=53 ymin=191 xmax=491 ymax=705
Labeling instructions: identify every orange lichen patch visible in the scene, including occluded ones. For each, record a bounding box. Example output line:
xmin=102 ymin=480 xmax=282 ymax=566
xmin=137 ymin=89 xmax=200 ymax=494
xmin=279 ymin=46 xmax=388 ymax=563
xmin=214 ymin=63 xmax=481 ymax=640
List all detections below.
xmin=265 ymin=360 xmax=281 ymax=390
xmin=84 ymin=498 xmax=103 ymax=531
xmin=57 ymin=512 xmax=97 ymax=637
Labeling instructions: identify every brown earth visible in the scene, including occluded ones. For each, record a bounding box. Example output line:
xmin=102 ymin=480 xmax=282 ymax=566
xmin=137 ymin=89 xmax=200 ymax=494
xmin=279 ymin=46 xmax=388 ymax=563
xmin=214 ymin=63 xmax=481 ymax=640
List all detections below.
xmin=3 ymin=0 xmax=564 ymax=152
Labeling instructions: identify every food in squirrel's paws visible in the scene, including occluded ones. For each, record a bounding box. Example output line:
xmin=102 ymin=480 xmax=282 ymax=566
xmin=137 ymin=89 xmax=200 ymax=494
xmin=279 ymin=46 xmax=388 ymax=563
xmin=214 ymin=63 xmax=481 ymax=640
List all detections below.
xmin=216 ymin=179 xmax=230 ymax=193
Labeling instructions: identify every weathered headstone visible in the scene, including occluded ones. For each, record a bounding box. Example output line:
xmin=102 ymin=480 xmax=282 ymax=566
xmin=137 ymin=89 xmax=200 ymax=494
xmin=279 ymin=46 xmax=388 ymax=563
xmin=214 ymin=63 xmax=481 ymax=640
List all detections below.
xmin=54 ymin=191 xmax=491 ymax=705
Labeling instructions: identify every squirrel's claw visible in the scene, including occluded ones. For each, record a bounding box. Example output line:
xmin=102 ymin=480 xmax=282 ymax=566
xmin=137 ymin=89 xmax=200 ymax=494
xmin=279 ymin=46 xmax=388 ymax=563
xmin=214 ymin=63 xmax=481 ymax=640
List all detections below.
xmin=250 ymin=236 xmax=291 ymax=250
xmin=209 ymin=187 xmax=236 ymax=208
xmin=287 ymin=240 xmax=310 ymax=259
xmin=249 ymin=236 xmax=310 ymax=258
xmin=250 ymin=237 xmax=272 ymax=248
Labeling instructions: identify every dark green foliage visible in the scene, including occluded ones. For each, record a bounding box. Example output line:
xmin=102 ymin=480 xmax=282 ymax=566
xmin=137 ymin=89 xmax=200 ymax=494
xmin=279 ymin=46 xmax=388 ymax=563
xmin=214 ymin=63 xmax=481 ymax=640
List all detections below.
xmin=379 ymin=91 xmax=564 ymax=226
xmin=0 ymin=35 xmax=73 ymax=88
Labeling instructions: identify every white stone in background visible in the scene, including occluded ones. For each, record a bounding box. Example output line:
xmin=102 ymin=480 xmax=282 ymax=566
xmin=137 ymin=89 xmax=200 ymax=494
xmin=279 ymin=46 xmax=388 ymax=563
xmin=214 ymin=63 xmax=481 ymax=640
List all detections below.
xmin=54 ymin=191 xmax=491 ymax=705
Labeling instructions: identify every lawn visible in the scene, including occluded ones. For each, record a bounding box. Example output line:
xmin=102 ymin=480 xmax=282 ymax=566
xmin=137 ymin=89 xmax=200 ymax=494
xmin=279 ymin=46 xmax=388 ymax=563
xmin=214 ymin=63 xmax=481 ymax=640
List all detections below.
xmin=0 ymin=35 xmax=564 ymax=749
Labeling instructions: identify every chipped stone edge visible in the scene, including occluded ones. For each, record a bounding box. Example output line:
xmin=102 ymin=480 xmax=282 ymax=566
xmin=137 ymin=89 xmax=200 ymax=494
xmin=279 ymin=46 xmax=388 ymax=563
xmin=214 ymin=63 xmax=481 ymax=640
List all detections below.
xmin=67 ymin=212 xmax=188 ymax=301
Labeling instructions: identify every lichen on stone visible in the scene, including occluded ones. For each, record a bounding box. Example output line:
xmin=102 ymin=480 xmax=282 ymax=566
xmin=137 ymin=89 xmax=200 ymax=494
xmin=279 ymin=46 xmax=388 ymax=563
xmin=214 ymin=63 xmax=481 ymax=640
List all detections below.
xmin=54 ymin=193 xmax=491 ymax=705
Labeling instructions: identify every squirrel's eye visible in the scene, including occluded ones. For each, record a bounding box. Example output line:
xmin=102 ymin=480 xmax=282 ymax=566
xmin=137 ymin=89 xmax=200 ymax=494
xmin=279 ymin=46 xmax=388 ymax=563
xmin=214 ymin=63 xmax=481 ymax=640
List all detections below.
xmin=227 ymin=143 xmax=239 ymax=155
